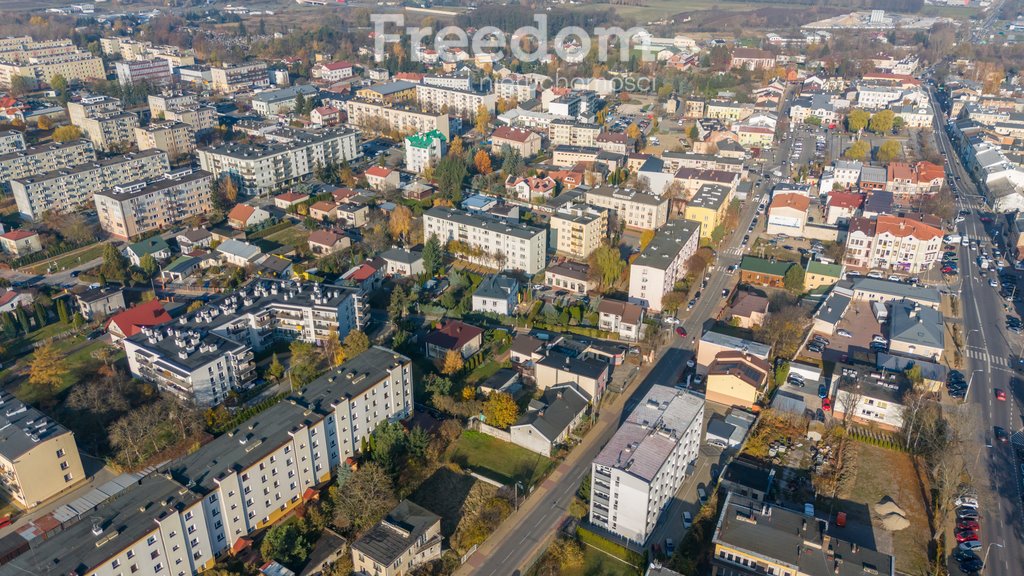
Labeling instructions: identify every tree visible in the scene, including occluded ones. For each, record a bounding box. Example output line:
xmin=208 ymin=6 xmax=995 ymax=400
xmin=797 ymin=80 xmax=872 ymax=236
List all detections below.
xmin=289 ymin=340 xmax=320 ymax=388
xmin=475 ymin=104 xmax=491 ymax=132
xmin=805 ymin=115 xmax=822 ymax=127
xmin=9 ymin=75 xmax=33 ymax=97
xmin=548 ymin=538 xmax=584 ymax=570
xmin=29 ymin=342 xmax=69 ymax=394
xmin=688 ymin=124 xmax=699 ymax=142
xmin=921 ymin=185 xmax=955 ymax=221
xmin=388 ymin=204 xmax=412 ymax=241
xmin=448 ymin=136 xmax=464 ymax=158
xmin=423 ymin=234 xmax=443 ymax=276
xmin=295 ymin=92 xmax=307 ymax=117
xmin=221 ymin=176 xmax=238 ymax=203
xmin=369 ymin=421 xmax=408 ymax=472
xmin=435 ymin=155 xmax=467 ymax=203
xmin=869 ymin=110 xmax=895 ymax=134
xmin=501 ymin=145 xmax=523 ymax=176
xmin=139 ymin=253 xmax=159 ymax=278
xmin=52 ymin=125 xmax=82 ymax=142
xmin=441 ymin=349 xmax=464 ymax=375
xmin=877 ymin=140 xmax=902 ymax=163
xmin=483 ymin=392 xmax=518 ymax=429
xmin=783 ymin=265 xmax=805 ymax=292
xmin=626 ymin=123 xmax=641 ymax=140
xmin=846 ymin=108 xmax=869 ymax=132
xmin=100 ymin=243 xmax=130 ymax=284
xmin=324 ymin=329 xmax=344 ymax=367
xmin=844 ymin=140 xmax=870 ymax=161
xmin=49 ymin=74 xmax=69 ymax=105
xmin=474 ymin=149 xmax=492 ymax=175
xmin=267 ymin=353 xmax=285 ymax=381
xmin=343 ymin=330 xmax=371 ymax=359
xmin=56 ymin=298 xmax=69 ymax=324
xmin=388 ymin=287 xmax=407 ymax=323
xmin=260 ymin=521 xmax=311 ymax=567
xmin=588 ymin=244 xmax=626 ymax=292
xmin=37 ymin=115 xmax=53 ymax=130
xmin=332 ymin=462 xmax=397 ymax=536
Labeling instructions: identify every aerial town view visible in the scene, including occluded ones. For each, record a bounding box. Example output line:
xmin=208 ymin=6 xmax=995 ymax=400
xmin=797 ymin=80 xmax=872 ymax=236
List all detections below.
xmin=0 ymin=0 xmax=1020 ymax=575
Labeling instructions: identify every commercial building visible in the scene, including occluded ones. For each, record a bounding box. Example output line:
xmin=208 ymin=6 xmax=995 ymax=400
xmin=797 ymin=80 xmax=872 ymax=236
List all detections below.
xmin=94 ymin=168 xmax=214 ymax=239
xmin=404 ymin=130 xmax=447 ymax=174
xmin=11 ymin=149 xmax=170 ymax=220
xmin=544 ymin=261 xmax=595 ymax=294
xmin=590 ymin=385 xmax=704 ymax=544
xmin=549 ymin=203 xmax=608 ymax=260
xmin=683 ymin=184 xmax=732 ymax=239
xmin=765 ymin=192 xmax=810 ymax=236
xmin=115 ymin=58 xmax=173 ymax=86
xmin=423 ymin=207 xmax=547 ymax=274
xmin=0 ymin=138 xmax=95 ymax=188
xmin=415 ymin=83 xmax=495 ymax=118
xmin=5 ymin=347 xmax=412 ymax=576
xmin=135 ymin=121 xmax=196 ymax=161
xmin=210 ymin=62 xmax=270 ymax=93
xmin=68 ymin=95 xmax=139 ymax=152
xmin=251 ymin=84 xmax=319 ymax=116
xmin=342 ymin=99 xmax=450 ymax=140
xmin=351 ymin=500 xmax=442 ymax=576
xmin=628 ymin=219 xmax=701 ymax=311
xmin=0 ymin=389 xmax=85 ymax=508
xmin=843 ymin=215 xmax=942 ymax=273
xmin=584 ymin=185 xmax=669 ymax=231
xmin=198 ymin=127 xmax=361 ymax=195
xmin=888 ymin=299 xmax=945 ymax=361
xmin=125 ymin=280 xmax=367 ymax=406
xmin=738 ymin=256 xmax=797 ymax=288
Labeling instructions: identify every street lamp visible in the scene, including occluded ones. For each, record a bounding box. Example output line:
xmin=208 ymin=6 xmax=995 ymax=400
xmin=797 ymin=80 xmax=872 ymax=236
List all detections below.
xmin=981 ymin=542 xmax=1003 ymax=574
xmin=965 ymin=369 xmax=984 ymax=399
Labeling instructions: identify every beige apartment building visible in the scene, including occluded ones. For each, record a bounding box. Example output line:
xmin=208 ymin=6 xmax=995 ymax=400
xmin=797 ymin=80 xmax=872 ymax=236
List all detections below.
xmin=415 ymin=83 xmax=495 ymax=118
xmin=584 ymin=185 xmax=669 ymax=231
xmin=0 ymin=51 xmax=104 ymax=90
xmin=135 ymin=121 xmax=196 ymax=161
xmin=549 ymin=119 xmax=601 ymax=147
xmin=165 ymin=105 xmax=217 ymax=133
xmin=95 ymin=168 xmax=214 ymax=239
xmin=0 ymin=130 xmax=24 ymax=154
xmin=0 ymin=138 xmax=94 ymax=187
xmin=148 ymin=92 xmax=199 ymax=116
xmin=343 ymin=99 xmax=451 ymax=140
xmin=628 ymin=219 xmax=701 ymax=311
xmin=68 ymin=95 xmax=139 ymax=152
xmin=550 ymin=203 xmax=608 ymax=259
xmin=844 ymin=215 xmax=943 ymax=274
xmin=0 ymin=390 xmax=85 ymax=508
xmin=11 ymin=149 xmax=169 ymax=219
xmin=210 ymin=62 xmax=270 ymax=93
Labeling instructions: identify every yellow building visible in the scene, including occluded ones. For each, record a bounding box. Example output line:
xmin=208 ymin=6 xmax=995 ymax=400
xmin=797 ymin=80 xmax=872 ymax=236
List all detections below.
xmin=356 ymin=80 xmax=417 ymax=105
xmin=549 ymin=204 xmax=608 ymax=260
xmin=134 ymin=121 xmax=196 ymax=161
xmin=705 ymin=351 xmax=770 ymax=409
xmin=683 ymin=184 xmax=732 ymax=238
xmin=804 ymin=261 xmax=843 ymax=292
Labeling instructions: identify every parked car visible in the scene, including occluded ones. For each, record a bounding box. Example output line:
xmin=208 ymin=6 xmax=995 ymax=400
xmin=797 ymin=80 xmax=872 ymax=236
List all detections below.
xmin=836 ymin=329 xmax=852 ymax=338
xmin=682 ymin=511 xmax=693 ymax=529
xmin=995 ymin=389 xmax=1007 ymax=401
xmin=958 ymin=540 xmax=983 ymax=552
xmin=955 ymin=530 xmax=979 ymax=543
xmin=675 ymin=327 xmax=688 ymax=338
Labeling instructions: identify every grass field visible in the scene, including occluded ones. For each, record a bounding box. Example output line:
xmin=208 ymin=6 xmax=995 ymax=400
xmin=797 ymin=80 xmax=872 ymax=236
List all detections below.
xmin=264 ymin=226 xmax=310 ymax=248
xmin=567 ymin=0 xmax=763 ymax=22
xmin=22 ymin=243 xmax=106 ymax=275
xmin=449 ymin=430 xmax=555 ymax=486
xmin=565 ymin=547 xmax=641 ymax=576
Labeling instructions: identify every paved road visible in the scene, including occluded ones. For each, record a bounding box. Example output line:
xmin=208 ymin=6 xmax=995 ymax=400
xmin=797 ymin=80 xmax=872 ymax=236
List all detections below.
xmin=927 ymin=85 xmax=1024 ymax=576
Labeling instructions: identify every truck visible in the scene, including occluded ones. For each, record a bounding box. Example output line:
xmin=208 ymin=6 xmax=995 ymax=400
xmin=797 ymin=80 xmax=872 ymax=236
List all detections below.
xmin=944 ymin=234 xmax=962 ymax=244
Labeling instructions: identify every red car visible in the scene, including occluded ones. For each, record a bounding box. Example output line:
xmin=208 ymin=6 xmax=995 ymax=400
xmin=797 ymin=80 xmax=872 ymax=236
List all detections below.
xmin=957 ymin=519 xmax=980 ymax=531
xmin=980 ymin=217 xmax=994 ymax=223
xmin=955 ymin=530 xmax=979 ymax=543
xmin=821 ymin=398 xmax=832 ymax=412
xmin=675 ymin=327 xmax=687 ymax=338
xmin=996 ymin=389 xmax=1007 ymax=401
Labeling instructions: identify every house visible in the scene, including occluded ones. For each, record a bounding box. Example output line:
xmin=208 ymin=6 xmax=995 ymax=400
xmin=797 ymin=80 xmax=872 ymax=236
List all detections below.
xmin=216 ymin=238 xmax=263 ymax=267
xmin=307 ymin=229 xmax=351 ymax=255
xmin=364 ymin=165 xmax=400 ymax=192
xmin=472 ymin=274 xmax=519 ymax=316
xmin=227 ymin=203 xmax=271 ymax=230
xmin=506 ymin=175 xmax=557 ymax=202
xmin=161 ymin=255 xmax=202 ymax=282
xmin=254 ymin=254 xmax=295 ymax=279
xmin=765 ymin=193 xmax=809 ymax=236
xmin=380 ymin=247 xmax=424 ymax=276
xmin=425 ymin=320 xmax=484 ymax=360
xmin=491 ymin=126 xmax=542 ymax=157
xmin=274 ymin=191 xmax=310 ymax=210
xmin=705 ymin=409 xmax=755 ymax=449
xmin=718 ymin=456 xmax=775 ymax=502
xmin=126 ymin=236 xmax=171 ymax=266
xmin=509 ymin=385 xmax=589 ymax=456
xmin=597 ymin=298 xmax=645 ymax=342
xmin=176 ymin=227 xmax=213 ymax=251
xmin=337 ymin=203 xmax=369 ymax=227
xmin=535 ymin=351 xmax=608 ymax=402
xmin=479 ymin=368 xmax=521 ymax=396
xmin=728 ymin=292 xmax=769 ymax=329
xmin=832 ymin=361 xmax=910 ymax=431
xmin=0 ymin=229 xmax=41 ymax=257
xmin=75 ymin=286 xmax=126 ymax=320
xmin=310 ymin=106 xmax=341 ymax=127
xmin=351 ymin=500 xmax=442 ymax=576
xmin=888 ymin=299 xmax=944 ymax=361
xmin=544 ymin=261 xmax=595 ymax=294
xmin=510 ymin=333 xmax=547 ymax=365
xmin=825 ymin=191 xmax=863 ymax=225
xmin=696 ymin=330 xmax=772 ymax=370
xmin=738 ymin=256 xmax=796 ymax=288
xmin=341 ymin=258 xmax=386 ymax=294
xmin=313 ymin=60 xmax=356 ymax=82
xmin=705 ymin=351 xmax=771 ymax=409
xmin=804 ymin=261 xmax=843 ymax=292
xmin=730 ymin=47 xmax=776 ymax=70
xmin=106 ymin=299 xmax=173 ymax=341
xmin=309 ymin=200 xmax=338 ymax=222
xmin=0 ymin=290 xmax=32 ymax=313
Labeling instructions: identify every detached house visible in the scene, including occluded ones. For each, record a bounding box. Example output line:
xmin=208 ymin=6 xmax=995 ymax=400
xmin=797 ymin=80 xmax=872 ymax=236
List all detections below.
xmin=506 ymin=175 xmax=556 ymax=202
xmin=0 ymin=229 xmax=41 ymax=257
xmin=351 ymin=500 xmax=442 ymax=576
xmin=491 ymin=126 xmax=542 ymax=158
xmin=425 ymin=320 xmax=484 ymax=360
xmin=510 ymin=385 xmax=589 ymax=457
xmin=535 ymin=352 xmax=608 ymax=402
xmin=705 ymin=351 xmax=771 ymax=409
xmin=227 ymin=203 xmax=271 ymax=230
xmin=126 ymin=236 xmax=171 ymax=266
xmin=365 ymin=165 xmax=400 ymax=192
xmin=597 ymin=298 xmax=645 ymax=342
xmin=472 ymin=274 xmax=519 ymax=316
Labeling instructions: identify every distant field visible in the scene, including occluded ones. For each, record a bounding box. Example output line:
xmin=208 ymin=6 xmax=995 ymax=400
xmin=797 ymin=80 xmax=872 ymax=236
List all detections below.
xmin=566 ymin=0 xmax=765 ymax=23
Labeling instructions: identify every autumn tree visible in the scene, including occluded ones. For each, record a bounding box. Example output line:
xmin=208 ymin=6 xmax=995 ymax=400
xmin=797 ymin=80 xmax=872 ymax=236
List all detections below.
xmin=29 ymin=342 xmax=69 ymax=393
xmin=626 ymin=122 xmax=641 ymax=140
xmin=783 ymin=265 xmax=805 ymax=293
xmin=474 ymin=149 xmax=492 ymax=175
xmin=441 ymin=349 xmax=464 ymax=375
xmin=448 ymin=135 xmax=464 ymax=158
xmin=844 ymin=140 xmax=870 ymax=161
xmin=475 ymin=104 xmax=491 ymax=132
xmin=289 ymin=340 xmax=321 ymax=387
xmin=343 ymin=330 xmax=371 ymax=358
xmin=868 ymin=110 xmax=895 ymax=134
xmin=331 ymin=462 xmax=397 ymax=536
xmin=323 ymin=329 xmax=344 ymax=367
xmin=588 ymin=244 xmax=626 ymax=292
xmin=483 ymin=392 xmax=518 ymax=429
xmin=52 ymin=125 xmax=82 ymax=142
xmin=221 ymin=176 xmax=238 ymax=203
xmin=100 ymin=243 xmax=130 ymax=284
xmin=846 ymin=108 xmax=869 ymax=132
xmin=877 ymin=140 xmax=902 ymax=163
xmin=267 ymin=353 xmax=285 ymax=381
xmin=388 ymin=204 xmax=412 ymax=241
xmin=37 ymin=115 xmax=53 ymax=130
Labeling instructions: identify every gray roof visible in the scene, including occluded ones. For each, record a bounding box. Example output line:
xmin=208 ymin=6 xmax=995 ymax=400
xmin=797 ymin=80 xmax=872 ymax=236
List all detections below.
xmin=252 ymin=84 xmax=318 ymax=105
xmin=0 ymin=138 xmax=91 ymax=163
xmin=511 ymin=385 xmax=588 ymax=442
xmin=689 ymin=184 xmax=731 ymax=211
xmin=0 ymin=390 xmax=73 ymax=460
xmin=712 ymin=492 xmax=895 ymax=576
xmin=876 ymin=353 xmax=947 ymax=381
xmin=537 ymin=351 xmax=607 ymax=383
xmin=380 ymin=247 xmax=423 ymax=265
xmin=352 ymin=500 xmax=441 ymax=565
xmin=545 ymin=260 xmax=589 ymax=281
xmin=851 ymin=277 xmax=940 ymax=305
xmin=888 ymin=299 xmax=944 ymax=349
xmin=833 ymin=361 xmax=908 ymax=404
xmin=424 ymin=206 xmax=545 ymax=241
xmin=585 ymin=185 xmax=667 ymax=207
xmin=593 ymin=385 xmax=703 ymax=482
xmin=859 ymin=165 xmax=887 ymax=184
xmin=700 ymin=330 xmax=772 ymax=359
xmin=96 ymin=168 xmax=212 ymax=202
xmin=480 ymin=368 xmax=520 ymax=392
xmin=815 ymin=292 xmax=850 ymax=326
xmin=474 ymin=274 xmax=519 ymax=301
xmin=10 ymin=149 xmax=167 ymax=186
xmin=177 ymin=227 xmax=212 ymax=243
xmin=198 ymin=126 xmax=358 ymax=161
xmin=217 ymin=238 xmax=262 ymax=260
xmin=632 ymin=219 xmax=701 ymax=271
xmin=721 ymin=457 xmax=774 ymax=493
xmin=365 ymin=80 xmax=417 ymax=96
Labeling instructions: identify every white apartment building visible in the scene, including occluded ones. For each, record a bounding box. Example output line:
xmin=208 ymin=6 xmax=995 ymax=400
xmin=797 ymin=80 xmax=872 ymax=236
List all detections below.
xmin=628 ymin=219 xmax=701 ymax=312
xmin=210 ymin=62 xmax=270 ymax=93
xmin=494 ymin=79 xmax=537 ymax=102
xmin=68 ymin=95 xmax=139 ymax=152
xmin=584 ymin=185 xmax=670 ymax=231
xmin=166 ymin=105 xmax=217 ymax=133
xmin=404 ymin=129 xmax=446 ymax=174
xmin=94 ymin=168 xmax=213 ymax=239
xmin=342 ymin=99 xmax=451 ymax=140
xmin=549 ymin=119 xmax=600 ymax=147
xmin=423 ymin=207 xmax=547 ymax=274
xmin=11 ymin=149 xmax=170 ymax=219
xmin=833 ymin=160 xmax=863 ymax=189
xmin=6 ymin=346 xmax=412 ymax=576
xmin=251 ymin=84 xmax=319 ymax=116
xmin=0 ymin=130 xmax=25 ymax=154
xmin=423 ymin=74 xmax=472 ymax=90
xmin=135 ymin=121 xmax=196 ymax=161
xmin=115 ymin=58 xmax=173 ymax=86
xmin=198 ymin=127 xmax=361 ymax=195
xmin=415 ymin=84 xmax=495 ymax=119
xmin=0 ymin=139 xmax=93 ymax=188
xmin=844 ymin=215 xmax=943 ymax=273
xmin=856 ymin=83 xmax=905 ymax=110
xmin=148 ymin=92 xmax=199 ymax=116
xmin=590 ymin=385 xmax=704 ymax=544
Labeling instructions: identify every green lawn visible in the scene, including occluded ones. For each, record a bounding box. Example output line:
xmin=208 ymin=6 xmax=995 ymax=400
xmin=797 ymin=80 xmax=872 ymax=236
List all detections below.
xmin=264 ymin=226 xmax=310 ymax=248
xmin=23 ymin=243 xmax=106 ymax=274
xmin=465 ymin=359 xmax=504 ymax=385
xmin=568 ymin=547 xmax=641 ymax=576
xmin=449 ymin=430 xmax=555 ymax=487
xmin=566 ymin=0 xmax=762 ymax=21
xmin=14 ymin=337 xmax=115 ymax=404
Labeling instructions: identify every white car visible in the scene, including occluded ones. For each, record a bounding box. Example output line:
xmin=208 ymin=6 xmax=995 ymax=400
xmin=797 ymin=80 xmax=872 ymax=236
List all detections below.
xmin=955 ymin=496 xmax=979 ymax=508
xmin=682 ymin=511 xmax=693 ymax=529
xmin=872 ymin=336 xmax=889 ymax=345
xmin=990 ymin=279 xmax=998 ymax=287
xmin=837 ymin=329 xmax=853 ymax=338
xmin=664 ymin=316 xmax=681 ymax=325
xmin=955 ymin=216 xmax=966 ymax=223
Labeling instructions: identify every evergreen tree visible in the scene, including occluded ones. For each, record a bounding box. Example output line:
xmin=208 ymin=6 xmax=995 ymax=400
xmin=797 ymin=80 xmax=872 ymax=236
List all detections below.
xmin=422 ymin=234 xmax=442 ymax=276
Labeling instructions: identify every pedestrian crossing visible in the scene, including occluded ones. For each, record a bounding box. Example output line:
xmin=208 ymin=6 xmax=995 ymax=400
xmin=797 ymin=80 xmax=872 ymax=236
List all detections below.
xmin=965 ymin=348 xmax=1009 ymax=367
xmin=722 ymin=246 xmax=745 ymax=256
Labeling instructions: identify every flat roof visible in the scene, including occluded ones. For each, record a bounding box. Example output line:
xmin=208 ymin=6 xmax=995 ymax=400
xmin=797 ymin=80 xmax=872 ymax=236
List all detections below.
xmin=10 ymin=149 xmax=166 ymax=186
xmin=632 ymin=219 xmax=701 ymax=271
xmin=198 ymin=127 xmax=357 ymax=161
xmin=424 ymin=206 xmax=545 ymax=241
xmin=95 ymin=168 xmax=212 ymax=201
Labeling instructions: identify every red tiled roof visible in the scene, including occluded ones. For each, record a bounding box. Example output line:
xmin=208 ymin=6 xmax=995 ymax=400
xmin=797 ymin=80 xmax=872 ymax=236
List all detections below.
xmin=227 ymin=204 xmax=255 ymax=224
xmin=365 ymin=165 xmax=392 ymax=178
xmin=275 ymin=192 xmax=309 ymax=202
xmin=915 ymin=161 xmax=944 ymax=183
xmin=322 ymin=61 xmax=355 ymax=71
xmin=827 ymin=191 xmax=864 ymax=210
xmin=425 ymin=320 xmax=483 ymax=352
xmin=313 ymin=106 xmax=339 ymax=115
xmin=0 ymin=291 xmax=20 ymax=307
xmin=0 ymin=229 xmax=37 ymax=241
xmin=887 ymin=162 xmax=913 ymax=181
xmin=106 ymin=300 xmax=172 ymax=338
xmin=492 ymin=126 xmax=537 ymax=143
xmin=875 ymin=215 xmax=942 ymax=241
xmin=346 ymin=262 xmax=378 ymax=282
xmin=769 ymin=193 xmax=809 ymax=212
xmin=309 ymin=201 xmax=337 ymax=213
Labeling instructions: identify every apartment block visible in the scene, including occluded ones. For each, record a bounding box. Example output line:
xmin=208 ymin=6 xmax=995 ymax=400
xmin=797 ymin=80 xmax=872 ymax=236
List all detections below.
xmin=342 ymin=99 xmax=451 ymax=140
xmin=210 ymin=62 xmax=270 ymax=93
xmin=251 ymin=84 xmax=319 ymax=116
xmin=0 ymin=51 xmax=104 ymax=90
xmin=6 ymin=347 xmax=412 ymax=576
xmin=404 ymin=129 xmax=447 ymax=174
xmin=0 ymin=138 xmax=93 ymax=189
xmin=135 ymin=121 xmax=196 ymax=161
xmin=844 ymin=215 xmax=943 ymax=274
xmin=415 ymin=83 xmax=495 ymax=118
xmin=94 ymin=168 xmax=214 ymax=239
xmin=198 ymin=127 xmax=361 ymax=195
xmin=590 ymin=385 xmax=704 ymax=544
xmin=423 ymin=207 xmax=547 ymax=274
xmin=628 ymin=219 xmax=701 ymax=312
xmin=584 ymin=185 xmax=669 ymax=231
xmin=683 ymin=184 xmax=732 ymax=239
xmin=549 ymin=203 xmax=608 ymax=260
xmin=549 ymin=119 xmax=600 ymax=147
xmin=165 ymin=105 xmax=217 ymax=133
xmin=11 ymin=149 xmax=170 ymax=220
xmin=68 ymin=95 xmax=139 ymax=152
xmin=148 ymin=92 xmax=199 ymax=116
xmin=115 ymin=58 xmax=173 ymax=86
xmin=0 ymin=130 xmax=24 ymax=154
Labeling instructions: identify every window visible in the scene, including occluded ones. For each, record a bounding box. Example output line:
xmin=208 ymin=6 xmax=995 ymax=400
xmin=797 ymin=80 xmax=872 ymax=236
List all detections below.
xmin=56 ymin=448 xmax=65 ymax=458
xmin=147 ymin=536 xmax=157 ymax=546
xmin=64 ymin=473 xmax=73 ymax=482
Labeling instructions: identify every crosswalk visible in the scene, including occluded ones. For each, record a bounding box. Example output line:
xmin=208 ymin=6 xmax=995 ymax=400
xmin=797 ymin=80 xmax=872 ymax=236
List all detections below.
xmin=965 ymin=348 xmax=1009 ymax=367
xmin=722 ymin=246 xmax=745 ymax=256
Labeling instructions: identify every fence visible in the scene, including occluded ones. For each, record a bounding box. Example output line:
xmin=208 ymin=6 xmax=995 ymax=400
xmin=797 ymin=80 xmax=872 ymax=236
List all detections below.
xmin=470 ymin=419 xmax=512 ymax=442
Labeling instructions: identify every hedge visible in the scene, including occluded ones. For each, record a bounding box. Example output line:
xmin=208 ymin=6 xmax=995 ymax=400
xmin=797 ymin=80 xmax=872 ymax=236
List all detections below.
xmin=11 ymin=239 xmax=93 ymax=268
xmin=531 ymin=322 xmax=615 ymax=340
xmin=576 ymin=526 xmax=645 ymax=568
